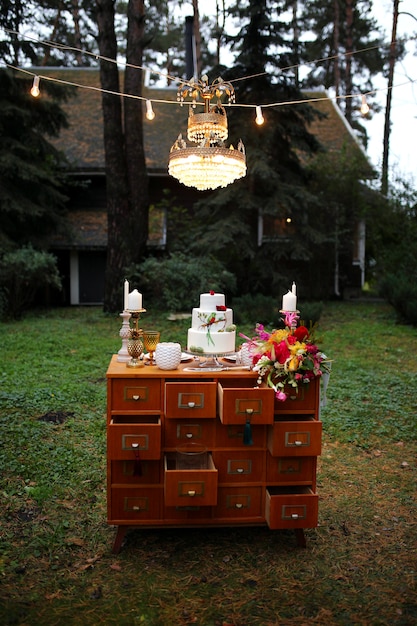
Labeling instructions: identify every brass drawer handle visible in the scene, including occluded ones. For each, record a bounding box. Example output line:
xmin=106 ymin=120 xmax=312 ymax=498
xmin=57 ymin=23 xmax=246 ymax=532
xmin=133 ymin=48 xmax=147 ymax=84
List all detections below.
xmin=133 ymin=505 xmax=141 ymax=511
xmin=245 ymin=408 xmax=253 ymax=414
xmin=132 ymin=395 xmax=141 ymax=401
xmin=235 ymin=503 xmax=243 ymax=509
xmin=187 ymin=490 xmax=196 ymax=497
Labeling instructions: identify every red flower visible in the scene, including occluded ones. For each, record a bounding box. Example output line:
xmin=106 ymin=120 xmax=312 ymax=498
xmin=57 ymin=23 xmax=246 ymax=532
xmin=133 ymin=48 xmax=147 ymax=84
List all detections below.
xmin=210 ymin=290 xmax=215 ymax=295
xmin=294 ymin=326 xmax=309 ymax=341
xmin=274 ymin=341 xmax=290 ymax=364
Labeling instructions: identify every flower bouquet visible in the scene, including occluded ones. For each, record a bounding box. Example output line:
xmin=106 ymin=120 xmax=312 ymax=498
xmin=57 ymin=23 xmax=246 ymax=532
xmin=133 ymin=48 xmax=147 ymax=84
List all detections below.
xmin=241 ymin=312 xmax=330 ymax=402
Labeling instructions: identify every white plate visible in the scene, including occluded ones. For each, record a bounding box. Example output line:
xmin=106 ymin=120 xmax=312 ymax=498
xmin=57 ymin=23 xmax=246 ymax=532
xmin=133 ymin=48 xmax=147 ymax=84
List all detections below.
xmin=181 ymin=353 xmax=193 ymax=362
xmin=222 ymin=354 xmax=237 ymax=362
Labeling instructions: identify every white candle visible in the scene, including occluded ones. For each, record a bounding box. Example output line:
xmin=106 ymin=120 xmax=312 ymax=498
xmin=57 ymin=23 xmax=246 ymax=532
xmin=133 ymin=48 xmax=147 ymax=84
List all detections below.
xmin=128 ymin=289 xmax=142 ymax=311
xmin=282 ymin=290 xmax=297 ymax=311
xmin=292 ymin=282 xmax=296 ymax=296
xmin=124 ymin=279 xmax=129 ymax=311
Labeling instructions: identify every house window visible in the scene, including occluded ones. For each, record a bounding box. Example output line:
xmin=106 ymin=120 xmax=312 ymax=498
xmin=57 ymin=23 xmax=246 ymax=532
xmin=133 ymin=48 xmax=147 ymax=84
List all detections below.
xmin=258 ymin=211 xmax=295 ymax=245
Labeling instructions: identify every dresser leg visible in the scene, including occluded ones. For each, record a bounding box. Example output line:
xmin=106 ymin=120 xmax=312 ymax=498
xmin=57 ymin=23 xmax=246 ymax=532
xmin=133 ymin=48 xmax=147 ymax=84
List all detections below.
xmin=112 ymin=526 xmax=129 ymax=554
xmin=294 ymin=528 xmax=306 ymax=548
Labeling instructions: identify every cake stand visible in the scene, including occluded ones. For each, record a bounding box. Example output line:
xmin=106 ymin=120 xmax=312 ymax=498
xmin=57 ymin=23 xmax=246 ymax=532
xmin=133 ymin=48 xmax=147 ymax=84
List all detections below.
xmin=183 ymin=350 xmax=247 ymax=371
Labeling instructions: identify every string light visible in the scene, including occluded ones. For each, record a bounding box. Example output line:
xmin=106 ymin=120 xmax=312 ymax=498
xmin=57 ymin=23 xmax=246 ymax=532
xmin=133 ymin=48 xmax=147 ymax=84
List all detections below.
xmin=30 ymin=75 xmax=40 ymax=97
xmin=145 ymin=100 xmax=155 ymax=120
xmin=360 ymin=94 xmax=370 ymax=115
xmin=255 ymin=105 xmax=264 ymax=125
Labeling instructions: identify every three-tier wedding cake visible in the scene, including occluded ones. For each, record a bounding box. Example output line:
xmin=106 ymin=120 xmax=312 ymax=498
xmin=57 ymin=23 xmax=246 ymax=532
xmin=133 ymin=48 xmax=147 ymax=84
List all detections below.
xmin=187 ymin=292 xmax=236 ymax=354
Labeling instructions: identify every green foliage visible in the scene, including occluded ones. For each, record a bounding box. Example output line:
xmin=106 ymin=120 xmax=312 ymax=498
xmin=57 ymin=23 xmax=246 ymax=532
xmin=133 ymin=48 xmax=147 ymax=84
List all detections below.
xmin=0 ymin=246 xmax=62 ymax=319
xmin=128 ymin=252 xmax=236 ymax=312
xmin=233 ymin=293 xmax=280 ymax=326
xmin=0 ymin=70 xmax=70 ymax=250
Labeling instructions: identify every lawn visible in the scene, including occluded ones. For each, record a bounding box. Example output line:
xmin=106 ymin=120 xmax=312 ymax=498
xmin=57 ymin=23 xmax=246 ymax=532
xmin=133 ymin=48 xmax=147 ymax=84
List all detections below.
xmin=0 ymin=300 xmax=416 ymax=625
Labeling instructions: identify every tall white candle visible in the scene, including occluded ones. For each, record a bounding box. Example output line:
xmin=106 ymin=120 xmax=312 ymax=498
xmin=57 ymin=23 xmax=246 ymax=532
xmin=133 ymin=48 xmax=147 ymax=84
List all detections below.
xmin=128 ymin=289 xmax=142 ymax=311
xmin=292 ymin=282 xmax=296 ymax=296
xmin=282 ymin=290 xmax=297 ymax=311
xmin=124 ymin=279 xmax=129 ymax=311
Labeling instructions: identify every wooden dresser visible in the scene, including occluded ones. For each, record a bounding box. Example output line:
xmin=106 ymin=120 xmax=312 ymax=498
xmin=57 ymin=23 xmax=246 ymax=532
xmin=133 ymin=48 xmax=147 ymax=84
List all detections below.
xmin=106 ymin=355 xmax=322 ymax=553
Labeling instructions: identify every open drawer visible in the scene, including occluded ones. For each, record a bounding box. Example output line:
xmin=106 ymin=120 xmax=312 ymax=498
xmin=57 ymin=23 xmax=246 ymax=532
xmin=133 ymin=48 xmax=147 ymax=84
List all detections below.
xmin=164 ymin=454 xmax=218 ymax=507
xmin=218 ymin=383 xmax=274 ymax=425
xmin=265 ymin=486 xmax=318 ymax=529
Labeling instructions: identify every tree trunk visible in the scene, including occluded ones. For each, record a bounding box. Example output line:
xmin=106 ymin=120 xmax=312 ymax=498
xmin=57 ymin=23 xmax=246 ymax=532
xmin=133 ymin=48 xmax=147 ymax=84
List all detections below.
xmin=96 ymin=0 xmax=149 ymax=312
xmin=333 ymin=0 xmax=341 ymax=101
xmin=124 ymin=0 xmax=149 ymax=262
xmin=344 ymin=0 xmax=354 ymax=123
xmin=381 ymin=0 xmax=399 ymax=196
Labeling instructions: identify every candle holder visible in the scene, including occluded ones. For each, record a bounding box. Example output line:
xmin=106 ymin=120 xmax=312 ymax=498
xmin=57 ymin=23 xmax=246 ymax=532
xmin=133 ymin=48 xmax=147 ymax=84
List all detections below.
xmin=126 ymin=309 xmax=146 ymax=368
xmin=117 ymin=310 xmax=132 ymax=362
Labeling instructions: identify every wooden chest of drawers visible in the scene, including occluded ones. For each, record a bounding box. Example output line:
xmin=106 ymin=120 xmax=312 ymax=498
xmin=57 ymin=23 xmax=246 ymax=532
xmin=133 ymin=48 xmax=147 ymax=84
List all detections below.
xmin=106 ymin=356 xmax=322 ymax=553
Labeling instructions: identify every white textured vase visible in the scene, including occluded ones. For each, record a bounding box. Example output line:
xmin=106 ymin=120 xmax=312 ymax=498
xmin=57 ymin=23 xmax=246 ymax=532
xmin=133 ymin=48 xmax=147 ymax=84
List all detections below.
xmin=240 ymin=343 xmax=253 ymax=367
xmin=155 ymin=342 xmax=182 ymax=370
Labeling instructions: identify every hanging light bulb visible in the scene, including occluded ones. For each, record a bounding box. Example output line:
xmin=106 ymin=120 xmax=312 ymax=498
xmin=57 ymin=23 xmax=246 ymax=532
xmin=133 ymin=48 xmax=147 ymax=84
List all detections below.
xmin=30 ymin=75 xmax=40 ymax=98
xmin=145 ymin=100 xmax=155 ymax=121
xmin=360 ymin=94 xmax=370 ymax=115
xmin=255 ymin=105 xmax=264 ymax=125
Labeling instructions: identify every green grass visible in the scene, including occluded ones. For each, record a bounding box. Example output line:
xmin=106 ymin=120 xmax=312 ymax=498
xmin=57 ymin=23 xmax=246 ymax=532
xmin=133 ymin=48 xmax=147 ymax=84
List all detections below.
xmin=0 ymin=301 xmax=416 ymax=625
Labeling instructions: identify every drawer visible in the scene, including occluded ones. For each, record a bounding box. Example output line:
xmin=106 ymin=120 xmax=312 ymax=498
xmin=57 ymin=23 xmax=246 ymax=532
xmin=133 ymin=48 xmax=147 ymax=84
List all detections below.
xmin=164 ymin=454 xmax=218 ymax=507
xmin=110 ymin=460 xmax=161 ymax=484
xmin=274 ymin=377 xmax=319 ymax=412
xmin=212 ymin=450 xmax=265 ymax=483
xmin=165 ymin=382 xmax=217 ymax=418
xmin=163 ymin=505 xmax=213 ymax=522
xmin=214 ymin=486 xmax=263 ymax=520
xmin=267 ymin=419 xmax=322 ymax=457
xmin=266 ymin=455 xmax=315 ymax=484
xmin=218 ymin=383 xmax=274 ymax=425
xmin=108 ymin=416 xmax=161 ymax=460
xmin=265 ymin=486 xmax=318 ymax=529
xmin=215 ymin=423 xmax=266 ymax=448
xmin=109 ymin=486 xmax=163 ymax=522
xmin=164 ymin=419 xmax=216 ymax=448
xmin=110 ymin=379 xmax=161 ymax=411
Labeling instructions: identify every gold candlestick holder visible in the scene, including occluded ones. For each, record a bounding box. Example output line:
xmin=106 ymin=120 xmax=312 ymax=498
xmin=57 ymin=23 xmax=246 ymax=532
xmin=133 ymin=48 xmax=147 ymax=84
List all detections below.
xmin=126 ymin=309 xmax=146 ymax=368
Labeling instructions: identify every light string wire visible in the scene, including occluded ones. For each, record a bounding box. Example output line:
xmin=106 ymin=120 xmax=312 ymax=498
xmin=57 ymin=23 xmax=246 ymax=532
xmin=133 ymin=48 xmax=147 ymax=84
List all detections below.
xmin=1 ymin=27 xmax=416 ymax=111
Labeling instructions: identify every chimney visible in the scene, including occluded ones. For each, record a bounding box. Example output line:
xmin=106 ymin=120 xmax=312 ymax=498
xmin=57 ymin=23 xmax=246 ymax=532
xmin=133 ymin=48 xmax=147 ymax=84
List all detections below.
xmin=185 ymin=16 xmax=197 ymax=80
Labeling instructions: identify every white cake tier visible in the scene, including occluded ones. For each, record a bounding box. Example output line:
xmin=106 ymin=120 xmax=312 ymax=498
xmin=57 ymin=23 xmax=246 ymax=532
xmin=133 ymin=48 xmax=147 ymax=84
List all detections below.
xmin=199 ymin=293 xmax=225 ymax=310
xmin=187 ymin=328 xmax=236 ymax=354
xmin=191 ymin=308 xmax=233 ymax=330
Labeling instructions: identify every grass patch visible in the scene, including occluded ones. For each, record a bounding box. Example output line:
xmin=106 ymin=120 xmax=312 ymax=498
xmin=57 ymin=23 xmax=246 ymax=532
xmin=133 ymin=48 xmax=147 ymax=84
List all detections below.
xmin=1 ymin=302 xmax=416 ymax=625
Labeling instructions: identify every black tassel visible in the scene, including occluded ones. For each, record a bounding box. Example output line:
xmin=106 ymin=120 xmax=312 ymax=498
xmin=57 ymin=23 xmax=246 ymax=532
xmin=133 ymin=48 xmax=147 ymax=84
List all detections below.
xmin=133 ymin=449 xmax=142 ymax=476
xmin=243 ymin=417 xmax=253 ymax=446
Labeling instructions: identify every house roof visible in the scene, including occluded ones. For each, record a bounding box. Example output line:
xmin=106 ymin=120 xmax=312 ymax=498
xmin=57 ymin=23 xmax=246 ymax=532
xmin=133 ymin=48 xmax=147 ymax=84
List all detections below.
xmin=38 ymin=68 xmax=372 ymax=174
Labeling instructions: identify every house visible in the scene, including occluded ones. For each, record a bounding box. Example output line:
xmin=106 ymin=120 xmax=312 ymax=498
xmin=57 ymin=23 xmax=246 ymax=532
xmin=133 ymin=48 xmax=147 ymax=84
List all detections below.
xmin=40 ymin=68 xmax=373 ymax=304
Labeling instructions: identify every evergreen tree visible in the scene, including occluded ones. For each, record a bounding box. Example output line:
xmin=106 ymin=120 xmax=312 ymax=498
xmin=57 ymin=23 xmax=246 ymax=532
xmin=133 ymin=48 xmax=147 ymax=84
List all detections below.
xmin=189 ymin=0 xmax=323 ymax=297
xmin=299 ymin=0 xmax=386 ymax=141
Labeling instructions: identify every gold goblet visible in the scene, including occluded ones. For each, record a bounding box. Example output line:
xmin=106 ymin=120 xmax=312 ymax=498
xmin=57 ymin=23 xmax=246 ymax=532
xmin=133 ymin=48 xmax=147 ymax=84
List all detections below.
xmin=143 ymin=330 xmax=160 ymax=365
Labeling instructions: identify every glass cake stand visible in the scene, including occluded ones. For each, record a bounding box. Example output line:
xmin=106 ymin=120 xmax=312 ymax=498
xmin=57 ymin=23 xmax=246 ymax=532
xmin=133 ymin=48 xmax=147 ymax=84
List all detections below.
xmin=183 ymin=350 xmax=247 ymax=371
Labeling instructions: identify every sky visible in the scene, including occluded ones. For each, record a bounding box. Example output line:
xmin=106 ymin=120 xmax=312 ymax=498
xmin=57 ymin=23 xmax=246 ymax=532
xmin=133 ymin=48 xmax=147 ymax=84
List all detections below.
xmin=181 ymin=0 xmax=417 ymax=185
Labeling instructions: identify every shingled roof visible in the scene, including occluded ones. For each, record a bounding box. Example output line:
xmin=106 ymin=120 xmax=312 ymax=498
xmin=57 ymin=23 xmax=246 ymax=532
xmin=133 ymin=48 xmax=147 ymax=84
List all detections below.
xmin=39 ymin=68 xmax=371 ymax=174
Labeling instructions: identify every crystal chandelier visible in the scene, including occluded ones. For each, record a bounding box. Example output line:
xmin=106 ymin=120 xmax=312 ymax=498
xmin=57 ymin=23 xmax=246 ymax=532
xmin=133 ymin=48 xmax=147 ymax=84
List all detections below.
xmin=168 ymin=76 xmax=246 ymax=191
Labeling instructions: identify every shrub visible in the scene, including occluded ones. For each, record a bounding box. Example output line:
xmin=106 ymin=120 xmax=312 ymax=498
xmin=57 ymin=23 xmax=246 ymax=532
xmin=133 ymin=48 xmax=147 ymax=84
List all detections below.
xmin=0 ymin=246 xmax=62 ymax=319
xmin=379 ymin=273 xmax=417 ymax=326
xmin=129 ymin=252 xmax=236 ymax=312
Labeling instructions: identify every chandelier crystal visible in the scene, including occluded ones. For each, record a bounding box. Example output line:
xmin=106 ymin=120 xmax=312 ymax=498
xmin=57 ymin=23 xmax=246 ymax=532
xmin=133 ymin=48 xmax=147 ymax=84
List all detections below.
xmin=169 ymin=76 xmax=246 ymax=191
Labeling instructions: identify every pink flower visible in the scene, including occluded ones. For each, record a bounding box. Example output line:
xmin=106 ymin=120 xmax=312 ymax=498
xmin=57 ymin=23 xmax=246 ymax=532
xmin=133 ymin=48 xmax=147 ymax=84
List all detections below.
xmin=275 ymin=390 xmax=287 ymax=402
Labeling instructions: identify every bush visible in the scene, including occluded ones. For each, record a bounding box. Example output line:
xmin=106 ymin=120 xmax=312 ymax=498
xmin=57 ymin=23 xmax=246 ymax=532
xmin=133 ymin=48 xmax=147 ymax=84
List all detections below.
xmin=0 ymin=246 xmax=62 ymax=319
xmin=129 ymin=252 xmax=236 ymax=312
xmin=379 ymin=273 xmax=417 ymax=326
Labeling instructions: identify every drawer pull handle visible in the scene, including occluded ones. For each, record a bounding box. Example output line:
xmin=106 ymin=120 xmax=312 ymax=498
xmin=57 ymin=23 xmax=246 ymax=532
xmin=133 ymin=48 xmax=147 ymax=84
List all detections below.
xmin=291 ymin=513 xmax=299 ymax=519
xmin=235 ymin=503 xmax=243 ymax=509
xmin=186 ymin=433 xmax=193 ymax=439
xmin=187 ymin=490 xmax=196 ymax=497
xmin=294 ymin=440 xmax=303 ymax=446
xmin=133 ymin=506 xmax=141 ymax=511
xmin=187 ymin=401 xmax=195 ymax=408
xmin=245 ymin=408 xmax=253 ymax=415
xmin=131 ymin=443 xmax=139 ymax=449
xmin=132 ymin=395 xmax=140 ymax=401
xmin=237 ymin=468 xmax=244 ymax=473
